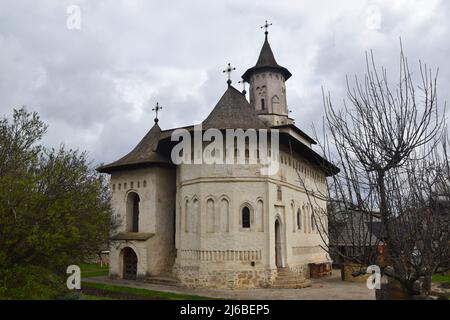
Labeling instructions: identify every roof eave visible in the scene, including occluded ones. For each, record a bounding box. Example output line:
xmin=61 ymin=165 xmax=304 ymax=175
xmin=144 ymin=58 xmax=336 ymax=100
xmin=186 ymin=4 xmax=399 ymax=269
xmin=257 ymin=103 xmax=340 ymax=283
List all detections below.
xmin=274 ymin=124 xmax=317 ymax=145
xmin=96 ymin=160 xmax=173 ymax=174
xmin=242 ymin=65 xmax=292 ymax=82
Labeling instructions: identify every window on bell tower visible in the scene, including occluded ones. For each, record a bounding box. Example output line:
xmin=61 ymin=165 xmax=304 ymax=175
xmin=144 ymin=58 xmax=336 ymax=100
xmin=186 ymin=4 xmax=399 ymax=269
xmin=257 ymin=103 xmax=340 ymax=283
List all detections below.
xmin=261 ymin=98 xmax=265 ymax=110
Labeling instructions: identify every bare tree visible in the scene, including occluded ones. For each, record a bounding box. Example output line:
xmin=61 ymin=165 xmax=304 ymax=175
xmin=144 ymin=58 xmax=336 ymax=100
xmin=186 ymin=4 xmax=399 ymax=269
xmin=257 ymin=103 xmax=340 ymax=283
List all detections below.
xmin=299 ymin=46 xmax=449 ymax=299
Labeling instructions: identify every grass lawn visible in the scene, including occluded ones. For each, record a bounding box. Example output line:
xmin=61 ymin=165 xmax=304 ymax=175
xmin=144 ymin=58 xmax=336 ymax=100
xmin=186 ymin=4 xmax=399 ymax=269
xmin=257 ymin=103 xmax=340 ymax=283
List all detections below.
xmin=82 ymin=294 xmax=116 ymax=300
xmin=81 ymin=281 xmax=215 ymax=300
xmin=432 ymin=273 xmax=450 ymax=285
xmin=80 ymin=263 xmax=109 ymax=278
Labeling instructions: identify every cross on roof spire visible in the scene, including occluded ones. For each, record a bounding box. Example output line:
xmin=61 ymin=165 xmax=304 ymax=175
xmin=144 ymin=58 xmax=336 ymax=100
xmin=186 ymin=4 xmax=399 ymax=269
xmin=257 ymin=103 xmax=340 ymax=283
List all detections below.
xmin=152 ymin=102 xmax=162 ymax=124
xmin=222 ymin=62 xmax=236 ymax=87
xmin=261 ymin=20 xmax=272 ymax=36
xmin=238 ymin=79 xmax=247 ymax=95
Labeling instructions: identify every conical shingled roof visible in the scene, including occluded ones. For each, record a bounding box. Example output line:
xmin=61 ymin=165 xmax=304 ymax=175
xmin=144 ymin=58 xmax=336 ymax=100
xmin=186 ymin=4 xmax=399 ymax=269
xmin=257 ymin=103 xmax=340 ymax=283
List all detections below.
xmin=242 ymin=35 xmax=292 ymax=82
xmin=97 ymin=123 xmax=171 ymax=173
xmin=202 ymin=86 xmax=268 ymax=130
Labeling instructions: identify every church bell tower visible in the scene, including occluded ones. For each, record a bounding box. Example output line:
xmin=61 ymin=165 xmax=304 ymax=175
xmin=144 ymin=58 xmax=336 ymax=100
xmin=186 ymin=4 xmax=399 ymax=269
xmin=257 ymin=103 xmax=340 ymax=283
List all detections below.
xmin=242 ymin=21 xmax=294 ymax=127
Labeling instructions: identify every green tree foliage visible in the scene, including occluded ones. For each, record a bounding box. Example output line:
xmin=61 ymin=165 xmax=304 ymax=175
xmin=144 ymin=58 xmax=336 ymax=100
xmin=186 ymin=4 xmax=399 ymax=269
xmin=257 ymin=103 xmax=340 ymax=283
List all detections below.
xmin=0 ymin=108 xmax=114 ymax=299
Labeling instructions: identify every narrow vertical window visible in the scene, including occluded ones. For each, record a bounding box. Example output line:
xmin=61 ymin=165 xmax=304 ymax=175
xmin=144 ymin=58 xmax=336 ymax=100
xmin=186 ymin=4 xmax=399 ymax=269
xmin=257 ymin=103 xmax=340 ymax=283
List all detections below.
xmin=277 ymin=186 xmax=282 ymax=201
xmin=242 ymin=207 xmax=251 ymax=229
xmin=132 ymin=194 xmax=139 ymax=232
xmin=261 ymin=98 xmax=265 ymax=110
xmin=127 ymin=192 xmax=140 ymax=232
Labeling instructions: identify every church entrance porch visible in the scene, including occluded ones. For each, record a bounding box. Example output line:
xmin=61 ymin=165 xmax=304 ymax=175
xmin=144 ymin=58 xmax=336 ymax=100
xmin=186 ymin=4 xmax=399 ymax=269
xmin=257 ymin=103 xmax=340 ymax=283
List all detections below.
xmin=122 ymin=247 xmax=138 ymax=280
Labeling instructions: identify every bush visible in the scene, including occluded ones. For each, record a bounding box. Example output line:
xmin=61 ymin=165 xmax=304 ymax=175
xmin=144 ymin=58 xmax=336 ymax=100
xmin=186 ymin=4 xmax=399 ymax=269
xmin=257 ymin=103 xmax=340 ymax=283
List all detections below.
xmin=0 ymin=109 xmax=114 ymax=299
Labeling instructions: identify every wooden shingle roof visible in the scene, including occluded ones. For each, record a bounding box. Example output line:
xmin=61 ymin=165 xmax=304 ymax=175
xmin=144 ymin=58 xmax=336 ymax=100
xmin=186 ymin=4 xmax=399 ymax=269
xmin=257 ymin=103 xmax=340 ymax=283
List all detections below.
xmin=242 ymin=35 xmax=292 ymax=82
xmin=96 ymin=123 xmax=171 ymax=174
xmin=202 ymin=86 xmax=268 ymax=130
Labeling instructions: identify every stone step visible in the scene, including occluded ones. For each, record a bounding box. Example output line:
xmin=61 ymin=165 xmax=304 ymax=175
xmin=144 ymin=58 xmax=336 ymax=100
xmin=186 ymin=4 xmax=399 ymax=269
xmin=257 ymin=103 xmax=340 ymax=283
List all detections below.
xmin=269 ymin=269 xmax=311 ymax=289
xmin=276 ymin=273 xmax=301 ymax=279
xmin=273 ymin=278 xmax=304 ymax=284
xmin=274 ymin=280 xmax=301 ymax=286
xmin=277 ymin=268 xmax=290 ymax=273
xmin=270 ymin=280 xmax=311 ymax=289
xmin=145 ymin=275 xmax=179 ymax=286
xmin=276 ymin=271 xmax=297 ymax=276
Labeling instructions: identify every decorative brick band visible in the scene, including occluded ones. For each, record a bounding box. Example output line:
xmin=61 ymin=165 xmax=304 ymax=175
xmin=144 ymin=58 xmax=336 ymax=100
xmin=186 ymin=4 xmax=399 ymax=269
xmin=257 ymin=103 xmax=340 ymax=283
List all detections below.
xmin=178 ymin=249 xmax=262 ymax=261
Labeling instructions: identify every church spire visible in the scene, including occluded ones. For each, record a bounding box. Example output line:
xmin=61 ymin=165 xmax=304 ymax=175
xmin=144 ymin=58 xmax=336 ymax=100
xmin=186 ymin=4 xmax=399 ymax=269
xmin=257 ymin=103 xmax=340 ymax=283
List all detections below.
xmin=241 ymin=22 xmax=291 ymax=82
xmin=238 ymin=79 xmax=247 ymax=96
xmin=261 ymin=20 xmax=272 ymax=38
xmin=242 ymin=22 xmax=294 ymax=127
xmin=152 ymin=102 xmax=162 ymax=124
xmin=222 ymin=62 xmax=236 ymax=87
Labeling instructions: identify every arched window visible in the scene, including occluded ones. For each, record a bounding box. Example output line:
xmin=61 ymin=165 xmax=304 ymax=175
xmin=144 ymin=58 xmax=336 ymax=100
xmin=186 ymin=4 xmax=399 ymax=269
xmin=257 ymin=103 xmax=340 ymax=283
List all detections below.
xmin=206 ymin=198 xmax=215 ymax=233
xmin=257 ymin=200 xmax=264 ymax=232
xmin=126 ymin=192 xmax=140 ymax=232
xmin=271 ymin=95 xmax=280 ymax=109
xmin=261 ymin=98 xmax=265 ymax=110
xmin=303 ymin=206 xmax=307 ymax=233
xmin=242 ymin=207 xmax=251 ymax=229
xmin=220 ymin=198 xmax=230 ymax=232
xmin=184 ymin=199 xmax=189 ymax=233
xmin=192 ymin=198 xmax=199 ymax=233
xmin=297 ymin=209 xmax=302 ymax=230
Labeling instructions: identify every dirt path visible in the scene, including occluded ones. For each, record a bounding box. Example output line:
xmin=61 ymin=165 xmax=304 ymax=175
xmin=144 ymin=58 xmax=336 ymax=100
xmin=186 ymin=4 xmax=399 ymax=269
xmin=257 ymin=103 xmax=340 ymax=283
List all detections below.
xmin=84 ymin=271 xmax=375 ymax=300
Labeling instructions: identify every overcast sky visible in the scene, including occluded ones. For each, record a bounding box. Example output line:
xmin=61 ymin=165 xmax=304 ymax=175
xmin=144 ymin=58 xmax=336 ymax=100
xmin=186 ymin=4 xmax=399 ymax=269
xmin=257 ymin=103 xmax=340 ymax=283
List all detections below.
xmin=0 ymin=0 xmax=448 ymax=165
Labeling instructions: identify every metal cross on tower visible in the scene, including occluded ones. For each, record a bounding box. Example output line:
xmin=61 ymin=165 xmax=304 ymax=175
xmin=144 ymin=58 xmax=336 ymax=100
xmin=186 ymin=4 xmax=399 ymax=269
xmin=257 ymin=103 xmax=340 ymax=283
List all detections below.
xmin=222 ymin=62 xmax=236 ymax=87
xmin=238 ymin=79 xmax=247 ymax=95
xmin=152 ymin=102 xmax=162 ymax=124
xmin=261 ymin=20 xmax=272 ymax=35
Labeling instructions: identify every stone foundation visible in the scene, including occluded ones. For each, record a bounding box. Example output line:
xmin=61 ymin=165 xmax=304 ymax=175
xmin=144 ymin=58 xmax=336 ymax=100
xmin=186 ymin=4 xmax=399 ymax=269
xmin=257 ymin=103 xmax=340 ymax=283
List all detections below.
xmin=173 ymin=263 xmax=312 ymax=289
xmin=173 ymin=264 xmax=278 ymax=289
xmin=286 ymin=264 xmax=310 ymax=279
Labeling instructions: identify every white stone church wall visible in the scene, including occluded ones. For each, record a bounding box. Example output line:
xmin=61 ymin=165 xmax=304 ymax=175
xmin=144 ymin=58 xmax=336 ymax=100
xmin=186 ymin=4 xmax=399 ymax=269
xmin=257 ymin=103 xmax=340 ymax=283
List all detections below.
xmin=108 ymin=166 xmax=176 ymax=279
xmin=172 ymin=152 xmax=329 ymax=288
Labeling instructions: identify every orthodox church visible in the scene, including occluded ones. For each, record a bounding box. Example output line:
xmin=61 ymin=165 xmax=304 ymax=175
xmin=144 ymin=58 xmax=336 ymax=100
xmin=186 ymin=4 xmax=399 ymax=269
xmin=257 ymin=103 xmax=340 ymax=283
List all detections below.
xmin=97 ymin=24 xmax=338 ymax=289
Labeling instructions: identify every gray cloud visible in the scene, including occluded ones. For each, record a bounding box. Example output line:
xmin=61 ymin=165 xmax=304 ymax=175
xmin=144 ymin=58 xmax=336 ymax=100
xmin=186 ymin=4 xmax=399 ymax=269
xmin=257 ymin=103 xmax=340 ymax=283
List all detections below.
xmin=0 ymin=0 xmax=448 ymax=164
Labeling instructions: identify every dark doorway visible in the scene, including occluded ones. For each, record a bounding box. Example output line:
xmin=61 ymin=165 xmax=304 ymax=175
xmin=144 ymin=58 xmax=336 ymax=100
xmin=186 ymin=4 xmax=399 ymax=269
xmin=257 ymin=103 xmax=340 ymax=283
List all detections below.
xmin=123 ymin=247 xmax=138 ymax=280
xmin=275 ymin=219 xmax=283 ymax=268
